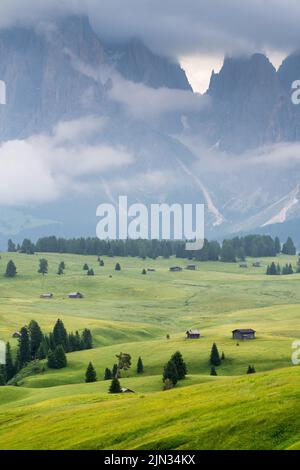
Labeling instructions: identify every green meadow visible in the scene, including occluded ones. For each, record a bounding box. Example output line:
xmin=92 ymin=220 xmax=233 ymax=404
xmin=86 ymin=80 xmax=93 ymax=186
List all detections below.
xmin=0 ymin=251 xmax=300 ymax=449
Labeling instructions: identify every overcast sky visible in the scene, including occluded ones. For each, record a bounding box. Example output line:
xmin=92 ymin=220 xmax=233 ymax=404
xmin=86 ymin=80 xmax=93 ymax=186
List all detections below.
xmin=0 ymin=0 xmax=298 ymax=91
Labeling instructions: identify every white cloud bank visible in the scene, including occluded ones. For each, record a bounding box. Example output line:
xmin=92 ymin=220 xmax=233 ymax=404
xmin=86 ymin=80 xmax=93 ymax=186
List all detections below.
xmin=0 ymin=116 xmax=133 ymax=205
xmin=0 ymin=0 xmax=298 ymax=58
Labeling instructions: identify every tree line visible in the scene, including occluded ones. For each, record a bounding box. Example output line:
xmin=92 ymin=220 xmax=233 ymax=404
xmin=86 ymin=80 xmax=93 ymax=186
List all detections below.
xmin=7 ymin=234 xmax=297 ymax=262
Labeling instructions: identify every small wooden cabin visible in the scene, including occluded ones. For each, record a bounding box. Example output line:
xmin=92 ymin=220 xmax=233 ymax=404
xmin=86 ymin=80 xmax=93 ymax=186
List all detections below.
xmin=121 ymin=388 xmax=135 ymax=394
xmin=232 ymin=329 xmax=256 ymax=340
xmin=186 ymin=329 xmax=200 ymax=339
xmin=68 ymin=292 xmax=84 ymax=299
xmin=40 ymin=293 xmax=53 ymax=299
xmin=169 ymin=266 xmax=182 ymax=272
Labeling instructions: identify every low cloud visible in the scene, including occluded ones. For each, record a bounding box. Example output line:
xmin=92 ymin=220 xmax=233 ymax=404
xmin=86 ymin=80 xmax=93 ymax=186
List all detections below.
xmin=0 ymin=116 xmax=134 ymax=206
xmin=0 ymin=0 xmax=299 ymax=58
xmin=67 ymin=50 xmax=207 ymax=117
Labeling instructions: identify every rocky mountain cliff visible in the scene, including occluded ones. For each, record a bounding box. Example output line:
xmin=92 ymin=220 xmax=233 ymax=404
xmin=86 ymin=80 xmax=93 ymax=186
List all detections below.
xmin=1 ymin=14 xmax=300 ymax=243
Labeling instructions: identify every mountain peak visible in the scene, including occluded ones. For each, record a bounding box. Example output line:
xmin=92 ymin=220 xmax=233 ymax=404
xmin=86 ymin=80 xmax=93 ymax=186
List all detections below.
xmin=106 ymin=37 xmax=192 ymax=90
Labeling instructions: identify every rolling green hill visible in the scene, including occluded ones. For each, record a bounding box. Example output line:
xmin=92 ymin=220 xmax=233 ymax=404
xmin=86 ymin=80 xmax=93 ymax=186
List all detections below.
xmin=0 ymin=252 xmax=299 ymax=449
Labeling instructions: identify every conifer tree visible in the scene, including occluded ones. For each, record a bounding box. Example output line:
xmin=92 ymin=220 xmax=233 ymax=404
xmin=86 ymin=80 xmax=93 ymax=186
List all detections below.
xmin=38 ymin=258 xmax=48 ymax=276
xmin=5 ymin=260 xmax=17 ymax=278
xmin=83 ymin=263 xmax=89 ymax=271
xmin=210 ymin=366 xmax=217 ymax=376
xmin=104 ymin=368 xmax=112 ymax=380
xmin=210 ymin=343 xmax=221 ymax=366
xmin=18 ymin=326 xmax=31 ymax=368
xmin=109 ymin=377 xmax=122 ymax=393
xmin=282 ymin=237 xmax=296 ymax=255
xmin=54 ymin=345 xmax=67 ymax=369
xmin=137 ymin=356 xmax=144 ymax=374
xmin=100 ymin=260 xmax=104 ymax=267
xmin=163 ymin=360 xmax=178 ymax=385
xmin=170 ymin=351 xmax=187 ymax=379
xmin=85 ymin=362 xmax=97 ymax=383
xmin=53 ymin=319 xmax=68 ymax=351
xmin=29 ymin=320 xmax=43 ymax=359
xmin=115 ymin=263 xmax=121 ymax=271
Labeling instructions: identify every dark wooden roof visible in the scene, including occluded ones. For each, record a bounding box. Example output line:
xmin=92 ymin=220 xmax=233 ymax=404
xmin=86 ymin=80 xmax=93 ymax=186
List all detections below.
xmin=232 ymin=329 xmax=256 ymax=334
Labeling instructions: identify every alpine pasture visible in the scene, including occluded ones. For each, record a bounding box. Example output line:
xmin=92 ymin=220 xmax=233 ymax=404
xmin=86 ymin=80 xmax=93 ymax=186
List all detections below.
xmin=0 ymin=252 xmax=299 ymax=449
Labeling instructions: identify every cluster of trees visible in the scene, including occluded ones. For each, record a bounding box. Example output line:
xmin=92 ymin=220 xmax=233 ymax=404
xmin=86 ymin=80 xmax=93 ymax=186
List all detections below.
xmin=84 ymin=355 xmax=144 ymax=394
xmin=8 ymin=234 xmax=297 ymax=262
xmin=0 ymin=319 xmax=93 ymax=384
xmin=162 ymin=351 xmax=187 ymax=389
xmin=247 ymin=365 xmax=256 ymax=374
xmin=266 ymin=262 xmax=297 ymax=275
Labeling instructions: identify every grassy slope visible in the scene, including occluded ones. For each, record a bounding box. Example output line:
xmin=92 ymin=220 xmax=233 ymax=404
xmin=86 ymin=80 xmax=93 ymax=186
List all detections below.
xmin=0 ymin=367 xmax=300 ymax=450
xmin=0 ymin=252 xmax=300 ymax=449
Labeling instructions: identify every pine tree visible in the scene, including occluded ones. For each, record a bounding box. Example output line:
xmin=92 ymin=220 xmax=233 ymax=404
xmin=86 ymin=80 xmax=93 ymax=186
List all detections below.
xmin=81 ymin=329 xmax=93 ymax=350
xmin=83 ymin=263 xmax=89 ymax=271
xmin=267 ymin=262 xmax=277 ymax=275
xmin=163 ymin=360 xmax=178 ymax=385
xmin=5 ymin=342 xmax=15 ymax=381
xmin=38 ymin=258 xmax=48 ymax=276
xmin=57 ymin=263 xmax=64 ymax=275
xmin=142 ymin=269 xmax=147 ymax=275
xmin=282 ymin=237 xmax=296 ymax=255
xmin=115 ymin=263 xmax=121 ymax=271
xmin=18 ymin=326 xmax=31 ymax=368
xmin=87 ymin=268 xmax=94 ymax=276
xmin=210 ymin=366 xmax=217 ymax=376
xmin=104 ymin=368 xmax=112 ymax=380
xmin=54 ymin=345 xmax=67 ymax=369
xmin=210 ymin=343 xmax=221 ymax=366
xmin=100 ymin=260 xmax=104 ymax=267
xmin=170 ymin=351 xmax=187 ymax=380
xmin=53 ymin=319 xmax=68 ymax=351
xmin=109 ymin=378 xmax=122 ymax=393
xmin=29 ymin=320 xmax=43 ymax=359
xmin=5 ymin=260 xmax=17 ymax=278
xmin=137 ymin=356 xmax=144 ymax=374
xmin=85 ymin=362 xmax=97 ymax=383
xmin=221 ymin=351 xmax=225 ymax=360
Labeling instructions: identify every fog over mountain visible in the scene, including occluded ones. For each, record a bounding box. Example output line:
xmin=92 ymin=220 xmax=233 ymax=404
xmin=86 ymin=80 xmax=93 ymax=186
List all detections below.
xmin=1 ymin=12 xmax=300 ymax=244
